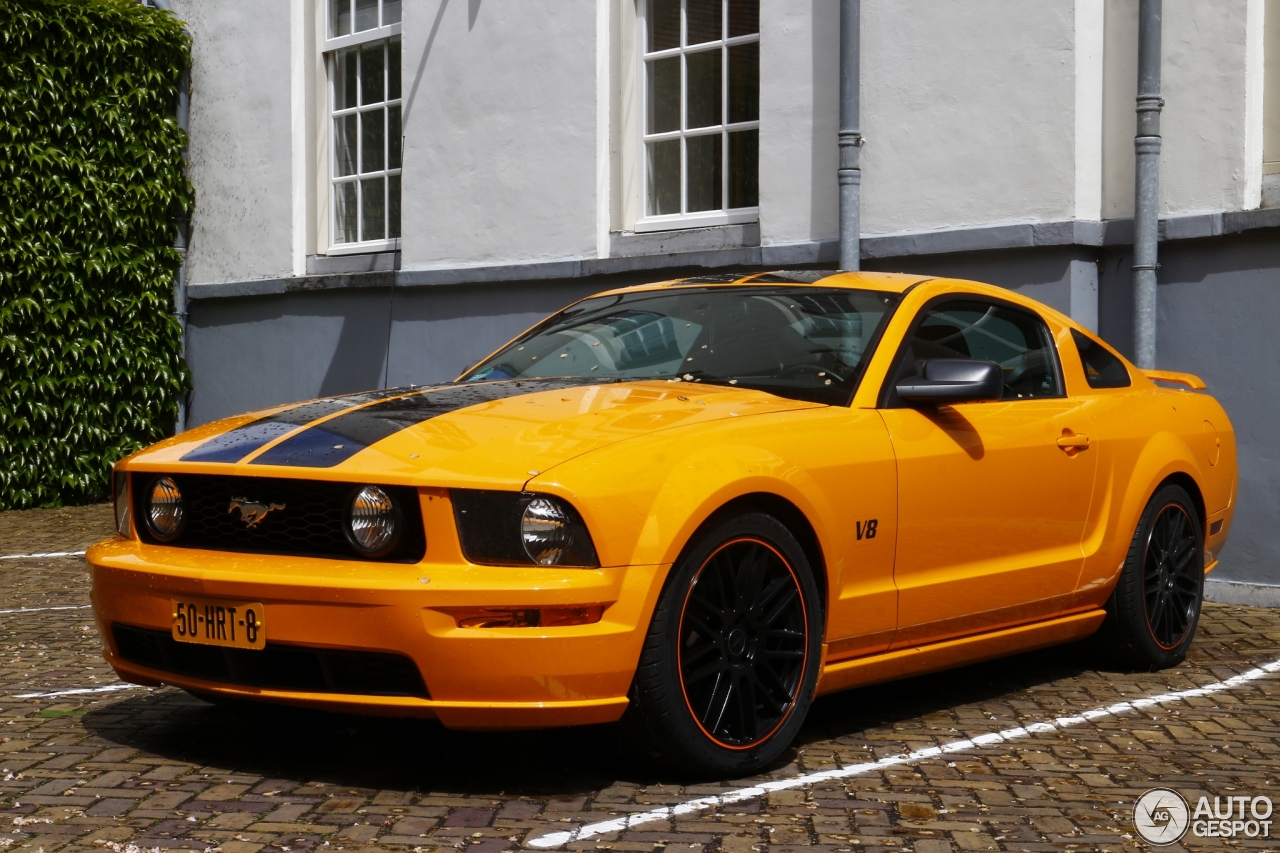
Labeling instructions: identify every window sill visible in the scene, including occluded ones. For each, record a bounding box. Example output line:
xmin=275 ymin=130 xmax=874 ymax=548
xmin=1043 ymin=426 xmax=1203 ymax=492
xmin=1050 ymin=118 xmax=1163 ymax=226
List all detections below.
xmin=307 ymin=251 xmax=399 ymax=276
xmin=325 ymin=238 xmax=401 ymax=257
xmin=634 ymin=208 xmax=759 ymax=234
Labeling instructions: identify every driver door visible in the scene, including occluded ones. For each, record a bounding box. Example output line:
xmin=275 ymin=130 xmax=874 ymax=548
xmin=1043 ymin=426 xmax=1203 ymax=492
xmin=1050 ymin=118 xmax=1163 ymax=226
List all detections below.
xmin=878 ymin=297 xmax=1098 ymax=646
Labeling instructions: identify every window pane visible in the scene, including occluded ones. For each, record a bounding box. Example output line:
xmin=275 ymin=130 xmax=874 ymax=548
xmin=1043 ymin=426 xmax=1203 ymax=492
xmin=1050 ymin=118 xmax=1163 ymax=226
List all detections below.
xmin=465 ymin=287 xmax=899 ymax=406
xmin=389 ymin=174 xmax=401 ymax=239
xmin=686 ymin=0 xmax=723 ymax=45
xmin=334 ymin=114 xmax=357 ymax=176
xmin=361 ymin=176 xmax=386 ymax=241
xmin=355 ymin=0 xmax=378 ymax=32
xmin=900 ymin=302 xmax=1063 ymax=400
xmin=727 ymin=0 xmax=758 ymax=37
xmin=335 ymin=181 xmax=358 ymax=243
xmin=728 ymin=128 xmax=758 ymax=208
xmin=334 ymin=47 xmax=357 ymax=110
xmin=361 ymin=109 xmax=385 ymax=172
xmin=647 ymin=57 xmax=680 ymax=133
xmin=1071 ymin=330 xmax=1131 ymax=388
xmin=388 ymin=36 xmax=401 ymax=100
xmin=686 ymin=134 xmax=722 ymax=211
xmin=383 ymin=0 xmax=402 ymax=25
xmin=648 ymin=0 xmax=680 ymax=51
xmin=647 ymin=139 xmax=680 ymax=215
xmin=330 ymin=0 xmax=351 ymax=37
xmin=388 ymin=104 xmax=402 ymax=169
xmin=686 ymin=48 xmax=721 ymax=129
xmin=728 ymin=42 xmax=758 ymax=123
xmin=360 ymin=42 xmax=384 ymax=105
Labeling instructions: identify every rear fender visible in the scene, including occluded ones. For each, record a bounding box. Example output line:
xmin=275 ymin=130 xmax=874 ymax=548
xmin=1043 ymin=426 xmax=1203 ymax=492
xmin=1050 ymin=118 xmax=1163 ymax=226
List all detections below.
xmin=1078 ymin=429 xmax=1205 ymax=603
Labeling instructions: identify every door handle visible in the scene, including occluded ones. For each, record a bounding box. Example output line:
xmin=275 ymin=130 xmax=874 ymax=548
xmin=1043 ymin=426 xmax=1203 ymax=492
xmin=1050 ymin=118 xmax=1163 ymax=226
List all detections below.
xmin=1057 ymin=433 xmax=1091 ymax=455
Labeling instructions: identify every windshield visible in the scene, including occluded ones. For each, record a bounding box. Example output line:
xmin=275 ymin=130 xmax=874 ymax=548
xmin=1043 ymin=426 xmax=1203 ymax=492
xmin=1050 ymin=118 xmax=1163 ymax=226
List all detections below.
xmin=463 ymin=286 xmax=901 ymax=404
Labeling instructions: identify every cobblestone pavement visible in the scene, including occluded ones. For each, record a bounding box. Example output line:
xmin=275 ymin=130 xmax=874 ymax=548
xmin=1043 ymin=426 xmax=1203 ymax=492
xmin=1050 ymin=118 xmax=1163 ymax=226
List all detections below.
xmin=1 ymin=506 xmax=1278 ymax=853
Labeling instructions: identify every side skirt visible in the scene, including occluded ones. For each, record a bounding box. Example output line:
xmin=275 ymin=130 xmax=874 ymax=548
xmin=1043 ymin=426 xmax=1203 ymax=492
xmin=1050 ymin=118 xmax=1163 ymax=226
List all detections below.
xmin=815 ymin=609 xmax=1106 ymax=697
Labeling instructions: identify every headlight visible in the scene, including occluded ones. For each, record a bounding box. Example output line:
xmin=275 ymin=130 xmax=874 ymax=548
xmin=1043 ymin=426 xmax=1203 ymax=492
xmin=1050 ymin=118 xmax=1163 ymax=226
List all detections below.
xmin=453 ymin=490 xmax=599 ymax=567
xmin=521 ymin=497 xmax=576 ymax=565
xmin=112 ymin=468 xmax=132 ymax=539
xmin=344 ymin=485 xmax=402 ymax=557
xmin=144 ymin=476 xmax=185 ymax=542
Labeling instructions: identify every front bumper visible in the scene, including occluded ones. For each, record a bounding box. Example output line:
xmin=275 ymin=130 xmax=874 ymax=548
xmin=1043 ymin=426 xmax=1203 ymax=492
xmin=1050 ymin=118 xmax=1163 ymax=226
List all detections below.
xmin=87 ymin=536 xmax=665 ymax=729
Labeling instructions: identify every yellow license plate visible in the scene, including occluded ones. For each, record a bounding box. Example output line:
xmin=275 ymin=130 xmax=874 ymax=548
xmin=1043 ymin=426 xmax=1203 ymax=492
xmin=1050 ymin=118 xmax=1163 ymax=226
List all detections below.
xmin=172 ymin=597 xmax=265 ymax=650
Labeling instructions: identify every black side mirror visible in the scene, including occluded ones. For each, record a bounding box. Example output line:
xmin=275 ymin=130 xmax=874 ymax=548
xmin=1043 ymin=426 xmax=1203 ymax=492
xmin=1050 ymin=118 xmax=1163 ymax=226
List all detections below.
xmin=896 ymin=358 xmax=1004 ymax=404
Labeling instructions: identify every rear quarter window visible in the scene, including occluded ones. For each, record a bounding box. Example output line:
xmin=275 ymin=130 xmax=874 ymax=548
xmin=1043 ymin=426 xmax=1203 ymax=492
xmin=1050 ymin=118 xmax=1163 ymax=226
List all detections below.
xmin=1071 ymin=329 xmax=1131 ymax=389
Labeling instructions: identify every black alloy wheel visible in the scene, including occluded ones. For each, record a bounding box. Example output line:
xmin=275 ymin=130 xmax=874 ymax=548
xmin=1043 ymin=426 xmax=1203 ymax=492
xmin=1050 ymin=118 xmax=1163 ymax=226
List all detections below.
xmin=1142 ymin=502 xmax=1201 ymax=649
xmin=622 ymin=512 xmax=823 ymax=777
xmin=1093 ymin=483 xmax=1204 ymax=669
xmin=678 ymin=538 xmax=809 ymax=748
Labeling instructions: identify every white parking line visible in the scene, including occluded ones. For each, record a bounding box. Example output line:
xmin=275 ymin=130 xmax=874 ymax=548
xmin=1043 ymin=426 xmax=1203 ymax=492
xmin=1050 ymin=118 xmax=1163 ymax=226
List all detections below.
xmin=0 ymin=604 xmax=92 ymax=615
xmin=0 ymin=551 xmax=86 ymax=560
xmin=14 ymin=683 xmax=145 ymax=699
xmin=525 ymin=656 xmax=1280 ymax=848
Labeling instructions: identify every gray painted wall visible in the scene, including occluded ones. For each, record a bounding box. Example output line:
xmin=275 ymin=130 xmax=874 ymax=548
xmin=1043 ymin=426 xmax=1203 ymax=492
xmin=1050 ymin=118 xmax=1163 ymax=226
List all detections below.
xmin=1098 ymin=232 xmax=1280 ymax=586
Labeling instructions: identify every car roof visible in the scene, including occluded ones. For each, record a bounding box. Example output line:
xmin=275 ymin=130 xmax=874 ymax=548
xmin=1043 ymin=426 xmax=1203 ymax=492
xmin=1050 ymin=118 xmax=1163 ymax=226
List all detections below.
xmin=594 ymin=270 xmax=932 ymax=297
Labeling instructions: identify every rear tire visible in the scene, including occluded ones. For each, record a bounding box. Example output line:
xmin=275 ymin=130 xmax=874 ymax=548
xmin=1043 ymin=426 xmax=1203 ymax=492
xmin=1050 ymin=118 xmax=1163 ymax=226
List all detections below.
xmin=621 ymin=512 xmax=823 ymax=777
xmin=1095 ymin=484 xmax=1204 ymax=669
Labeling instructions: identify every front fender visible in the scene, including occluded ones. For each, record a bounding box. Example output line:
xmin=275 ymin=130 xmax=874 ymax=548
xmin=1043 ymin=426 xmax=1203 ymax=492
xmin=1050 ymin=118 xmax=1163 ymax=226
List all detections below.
xmin=527 ymin=405 xmax=898 ymax=633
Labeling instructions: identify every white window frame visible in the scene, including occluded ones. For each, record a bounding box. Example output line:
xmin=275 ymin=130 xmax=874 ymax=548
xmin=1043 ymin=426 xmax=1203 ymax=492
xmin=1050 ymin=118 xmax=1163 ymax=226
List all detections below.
xmin=323 ymin=4 xmax=402 ymax=256
xmin=635 ymin=0 xmax=760 ymax=234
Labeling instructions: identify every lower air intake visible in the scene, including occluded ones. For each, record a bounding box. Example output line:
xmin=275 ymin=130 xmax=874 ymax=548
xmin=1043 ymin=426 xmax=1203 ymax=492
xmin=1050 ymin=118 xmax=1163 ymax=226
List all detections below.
xmin=112 ymin=624 xmax=429 ymax=698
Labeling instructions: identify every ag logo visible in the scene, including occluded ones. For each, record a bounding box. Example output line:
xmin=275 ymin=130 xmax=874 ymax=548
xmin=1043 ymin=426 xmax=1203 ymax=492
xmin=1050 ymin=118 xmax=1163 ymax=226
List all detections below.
xmin=228 ymin=497 xmax=285 ymax=528
xmin=1134 ymin=787 xmax=1190 ymax=845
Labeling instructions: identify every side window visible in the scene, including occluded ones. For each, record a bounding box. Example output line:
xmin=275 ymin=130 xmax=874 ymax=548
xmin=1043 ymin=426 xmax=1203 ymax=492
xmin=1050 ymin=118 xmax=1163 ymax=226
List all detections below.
xmin=891 ymin=300 xmax=1064 ymax=402
xmin=1071 ymin=329 xmax=1131 ymax=388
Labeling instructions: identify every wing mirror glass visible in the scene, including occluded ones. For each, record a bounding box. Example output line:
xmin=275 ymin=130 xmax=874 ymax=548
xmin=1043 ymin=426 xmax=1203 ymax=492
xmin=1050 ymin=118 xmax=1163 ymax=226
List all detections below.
xmin=896 ymin=358 xmax=1003 ymax=405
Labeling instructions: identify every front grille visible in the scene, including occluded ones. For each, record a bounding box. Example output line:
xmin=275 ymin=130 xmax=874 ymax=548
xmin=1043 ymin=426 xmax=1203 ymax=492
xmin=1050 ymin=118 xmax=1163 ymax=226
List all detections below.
xmin=112 ymin=625 xmax=430 ymax=697
xmin=132 ymin=474 xmax=425 ymax=562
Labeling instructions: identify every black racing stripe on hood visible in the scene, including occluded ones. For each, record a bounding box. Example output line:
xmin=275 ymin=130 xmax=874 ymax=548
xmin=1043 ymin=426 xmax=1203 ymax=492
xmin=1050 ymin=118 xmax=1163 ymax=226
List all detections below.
xmin=179 ymin=389 xmax=409 ymax=463
xmin=249 ymin=379 xmax=602 ymax=468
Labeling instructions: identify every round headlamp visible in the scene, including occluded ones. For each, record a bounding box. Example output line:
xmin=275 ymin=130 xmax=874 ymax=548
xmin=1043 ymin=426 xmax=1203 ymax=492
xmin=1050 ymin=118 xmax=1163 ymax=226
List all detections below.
xmin=345 ymin=485 xmax=401 ymax=557
xmin=521 ymin=497 xmax=573 ymax=565
xmin=145 ymin=476 xmax=185 ymax=542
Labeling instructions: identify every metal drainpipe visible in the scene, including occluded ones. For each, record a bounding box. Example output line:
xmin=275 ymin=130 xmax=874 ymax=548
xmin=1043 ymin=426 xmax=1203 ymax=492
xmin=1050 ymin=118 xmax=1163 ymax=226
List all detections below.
xmin=838 ymin=0 xmax=862 ymax=271
xmin=145 ymin=0 xmax=191 ymax=432
xmin=1132 ymin=0 xmax=1163 ymax=369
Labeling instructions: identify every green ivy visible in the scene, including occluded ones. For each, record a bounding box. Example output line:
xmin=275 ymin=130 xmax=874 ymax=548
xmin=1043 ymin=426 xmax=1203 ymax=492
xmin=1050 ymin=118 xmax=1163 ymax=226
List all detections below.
xmin=0 ymin=0 xmax=192 ymax=510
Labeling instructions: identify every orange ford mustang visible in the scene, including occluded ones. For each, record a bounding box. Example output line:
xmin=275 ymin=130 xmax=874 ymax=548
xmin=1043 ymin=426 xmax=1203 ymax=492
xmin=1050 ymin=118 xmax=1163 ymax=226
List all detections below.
xmin=89 ymin=271 xmax=1237 ymax=775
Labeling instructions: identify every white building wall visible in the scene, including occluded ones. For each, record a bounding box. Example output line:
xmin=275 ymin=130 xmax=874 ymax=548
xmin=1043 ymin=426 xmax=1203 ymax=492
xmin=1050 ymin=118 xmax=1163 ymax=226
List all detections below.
xmin=399 ymin=0 xmax=599 ymax=270
xmin=171 ymin=0 xmax=297 ymax=285
xmin=757 ymin=0 xmax=838 ymax=247
xmin=170 ymin=0 xmax=1271 ymax=279
xmin=1103 ymin=0 xmax=1256 ymax=218
xmin=859 ymin=0 xmax=1079 ymax=235
xmin=1163 ymin=0 xmax=1256 ymax=213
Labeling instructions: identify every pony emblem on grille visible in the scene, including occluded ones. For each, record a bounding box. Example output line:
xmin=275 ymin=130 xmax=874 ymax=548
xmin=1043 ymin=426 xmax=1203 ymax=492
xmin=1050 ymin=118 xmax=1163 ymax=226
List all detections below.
xmin=228 ymin=497 xmax=285 ymax=528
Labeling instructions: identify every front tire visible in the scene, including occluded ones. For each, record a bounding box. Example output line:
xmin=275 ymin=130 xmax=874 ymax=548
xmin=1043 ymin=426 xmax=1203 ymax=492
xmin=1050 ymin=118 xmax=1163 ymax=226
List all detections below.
xmin=1096 ymin=483 xmax=1204 ymax=669
xmin=622 ymin=512 xmax=823 ymax=777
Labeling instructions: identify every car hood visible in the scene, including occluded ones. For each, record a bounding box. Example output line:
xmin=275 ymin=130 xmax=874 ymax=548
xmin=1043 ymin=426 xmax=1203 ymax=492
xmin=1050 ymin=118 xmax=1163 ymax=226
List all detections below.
xmin=128 ymin=379 xmax=824 ymax=488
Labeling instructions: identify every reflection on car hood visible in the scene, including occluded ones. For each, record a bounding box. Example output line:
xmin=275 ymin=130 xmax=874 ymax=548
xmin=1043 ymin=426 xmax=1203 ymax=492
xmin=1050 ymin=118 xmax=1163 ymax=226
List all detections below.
xmin=130 ymin=379 xmax=824 ymax=487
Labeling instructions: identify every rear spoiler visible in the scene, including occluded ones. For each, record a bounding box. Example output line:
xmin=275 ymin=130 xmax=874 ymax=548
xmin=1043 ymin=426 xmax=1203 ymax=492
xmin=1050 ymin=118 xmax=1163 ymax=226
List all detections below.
xmin=1141 ymin=369 xmax=1207 ymax=391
